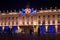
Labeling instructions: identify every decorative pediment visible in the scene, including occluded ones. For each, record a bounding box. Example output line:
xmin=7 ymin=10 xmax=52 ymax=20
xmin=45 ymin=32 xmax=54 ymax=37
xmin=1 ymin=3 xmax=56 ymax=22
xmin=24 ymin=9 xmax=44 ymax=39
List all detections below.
xmin=19 ymin=8 xmax=36 ymax=14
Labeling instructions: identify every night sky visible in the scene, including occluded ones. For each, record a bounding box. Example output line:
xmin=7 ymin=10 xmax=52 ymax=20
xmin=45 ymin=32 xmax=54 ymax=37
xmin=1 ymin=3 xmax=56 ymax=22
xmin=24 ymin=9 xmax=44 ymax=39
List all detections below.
xmin=0 ymin=0 xmax=60 ymax=11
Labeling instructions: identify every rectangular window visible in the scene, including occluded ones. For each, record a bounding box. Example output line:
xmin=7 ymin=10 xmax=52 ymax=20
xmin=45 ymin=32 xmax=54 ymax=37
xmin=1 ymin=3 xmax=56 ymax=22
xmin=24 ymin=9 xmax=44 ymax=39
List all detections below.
xmin=38 ymin=16 xmax=40 ymax=18
xmin=9 ymin=17 xmax=10 ymax=20
xmin=31 ymin=21 xmax=33 ymax=24
xmin=31 ymin=19 xmax=33 ymax=24
xmin=38 ymin=16 xmax=40 ymax=20
xmin=1 ymin=22 xmax=2 ymax=25
xmin=38 ymin=20 xmax=40 ymax=24
xmin=5 ymin=22 xmax=6 ymax=25
xmin=48 ymin=20 xmax=50 ymax=24
xmin=31 ymin=16 xmax=33 ymax=19
xmin=16 ymin=22 xmax=18 ymax=25
xmin=16 ymin=17 xmax=18 ymax=21
xmin=27 ymin=21 xmax=29 ymax=24
xmin=43 ymin=15 xmax=45 ymax=17
xmin=1 ymin=17 xmax=3 ymax=20
xmin=42 ymin=20 xmax=45 ymax=24
xmin=58 ymin=19 xmax=60 ymax=23
xmin=48 ymin=15 xmax=50 ymax=18
xmin=52 ymin=15 xmax=55 ymax=18
xmin=22 ymin=21 xmax=24 ymax=25
xmin=1 ymin=18 xmax=2 ymax=25
xmin=58 ymin=15 xmax=60 ymax=18
xmin=12 ymin=17 xmax=14 ymax=19
xmin=31 ymin=16 xmax=33 ymax=24
xmin=12 ymin=22 xmax=14 ymax=25
xmin=5 ymin=17 xmax=7 ymax=25
xmin=8 ymin=21 xmax=10 ymax=25
xmin=43 ymin=15 xmax=45 ymax=19
xmin=53 ymin=20 xmax=55 ymax=24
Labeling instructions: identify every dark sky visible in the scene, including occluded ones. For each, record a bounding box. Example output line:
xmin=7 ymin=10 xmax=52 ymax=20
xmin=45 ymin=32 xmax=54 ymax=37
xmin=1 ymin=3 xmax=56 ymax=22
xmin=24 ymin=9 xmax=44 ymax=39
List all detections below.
xmin=0 ymin=0 xmax=60 ymax=11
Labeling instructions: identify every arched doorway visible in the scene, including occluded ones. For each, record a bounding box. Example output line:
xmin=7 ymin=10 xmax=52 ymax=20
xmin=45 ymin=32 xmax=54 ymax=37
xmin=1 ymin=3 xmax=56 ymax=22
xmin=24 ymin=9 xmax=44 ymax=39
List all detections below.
xmin=38 ymin=25 xmax=46 ymax=34
xmin=0 ymin=26 xmax=2 ymax=33
xmin=4 ymin=26 xmax=9 ymax=33
xmin=12 ymin=26 xmax=17 ymax=33
xmin=34 ymin=25 xmax=39 ymax=34
xmin=20 ymin=26 xmax=33 ymax=34
xmin=48 ymin=25 xmax=56 ymax=34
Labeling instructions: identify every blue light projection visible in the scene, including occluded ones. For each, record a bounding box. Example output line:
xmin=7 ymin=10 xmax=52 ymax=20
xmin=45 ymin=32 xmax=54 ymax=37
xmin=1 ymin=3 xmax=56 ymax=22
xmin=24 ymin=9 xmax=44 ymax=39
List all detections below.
xmin=30 ymin=9 xmax=36 ymax=14
xmin=19 ymin=8 xmax=36 ymax=14
xmin=4 ymin=26 xmax=9 ymax=33
xmin=20 ymin=9 xmax=26 ymax=14
xmin=0 ymin=26 xmax=2 ymax=33
xmin=48 ymin=25 xmax=56 ymax=34
xmin=12 ymin=26 xmax=17 ymax=33
xmin=39 ymin=25 xmax=46 ymax=34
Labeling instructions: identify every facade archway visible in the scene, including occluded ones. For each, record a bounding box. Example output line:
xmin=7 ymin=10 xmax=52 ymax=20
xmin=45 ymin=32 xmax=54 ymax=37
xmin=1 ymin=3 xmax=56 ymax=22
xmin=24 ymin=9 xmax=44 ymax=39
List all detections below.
xmin=4 ymin=26 xmax=9 ymax=33
xmin=47 ymin=25 xmax=56 ymax=34
xmin=19 ymin=26 xmax=33 ymax=34
xmin=38 ymin=25 xmax=46 ymax=34
xmin=12 ymin=26 xmax=17 ymax=33
xmin=0 ymin=26 xmax=2 ymax=33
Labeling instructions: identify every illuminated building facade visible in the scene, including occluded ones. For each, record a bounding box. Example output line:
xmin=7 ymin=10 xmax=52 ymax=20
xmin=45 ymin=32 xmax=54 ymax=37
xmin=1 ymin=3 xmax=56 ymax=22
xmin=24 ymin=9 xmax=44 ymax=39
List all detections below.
xmin=0 ymin=7 xmax=60 ymax=34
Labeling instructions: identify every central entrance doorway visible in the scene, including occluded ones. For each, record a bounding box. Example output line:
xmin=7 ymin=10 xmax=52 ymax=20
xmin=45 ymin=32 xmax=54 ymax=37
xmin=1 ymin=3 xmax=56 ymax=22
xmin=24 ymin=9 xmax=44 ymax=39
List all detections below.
xmin=19 ymin=26 xmax=33 ymax=34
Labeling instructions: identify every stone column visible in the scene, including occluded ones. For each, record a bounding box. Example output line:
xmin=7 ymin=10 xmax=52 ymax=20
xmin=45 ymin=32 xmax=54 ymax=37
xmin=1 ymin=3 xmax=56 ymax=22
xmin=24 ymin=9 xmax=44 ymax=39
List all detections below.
xmin=17 ymin=26 xmax=22 ymax=33
xmin=14 ymin=17 xmax=16 ymax=25
xmin=10 ymin=17 xmax=12 ymax=26
xmin=19 ymin=16 xmax=22 ymax=26
xmin=6 ymin=17 xmax=8 ymax=26
xmin=50 ymin=15 xmax=53 ymax=25
xmin=37 ymin=15 xmax=39 ymax=25
xmin=10 ymin=17 xmax=12 ymax=28
xmin=55 ymin=15 xmax=58 ymax=32
xmin=18 ymin=17 xmax=19 ymax=26
xmin=3 ymin=18 xmax=5 ymax=26
xmin=33 ymin=15 xmax=39 ymax=33
xmin=33 ymin=15 xmax=37 ymax=25
xmin=0 ymin=18 xmax=1 ymax=26
xmin=2 ymin=18 xmax=4 ymax=30
xmin=29 ymin=16 xmax=31 ymax=25
xmin=45 ymin=15 xmax=48 ymax=32
xmin=40 ymin=15 xmax=43 ymax=25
